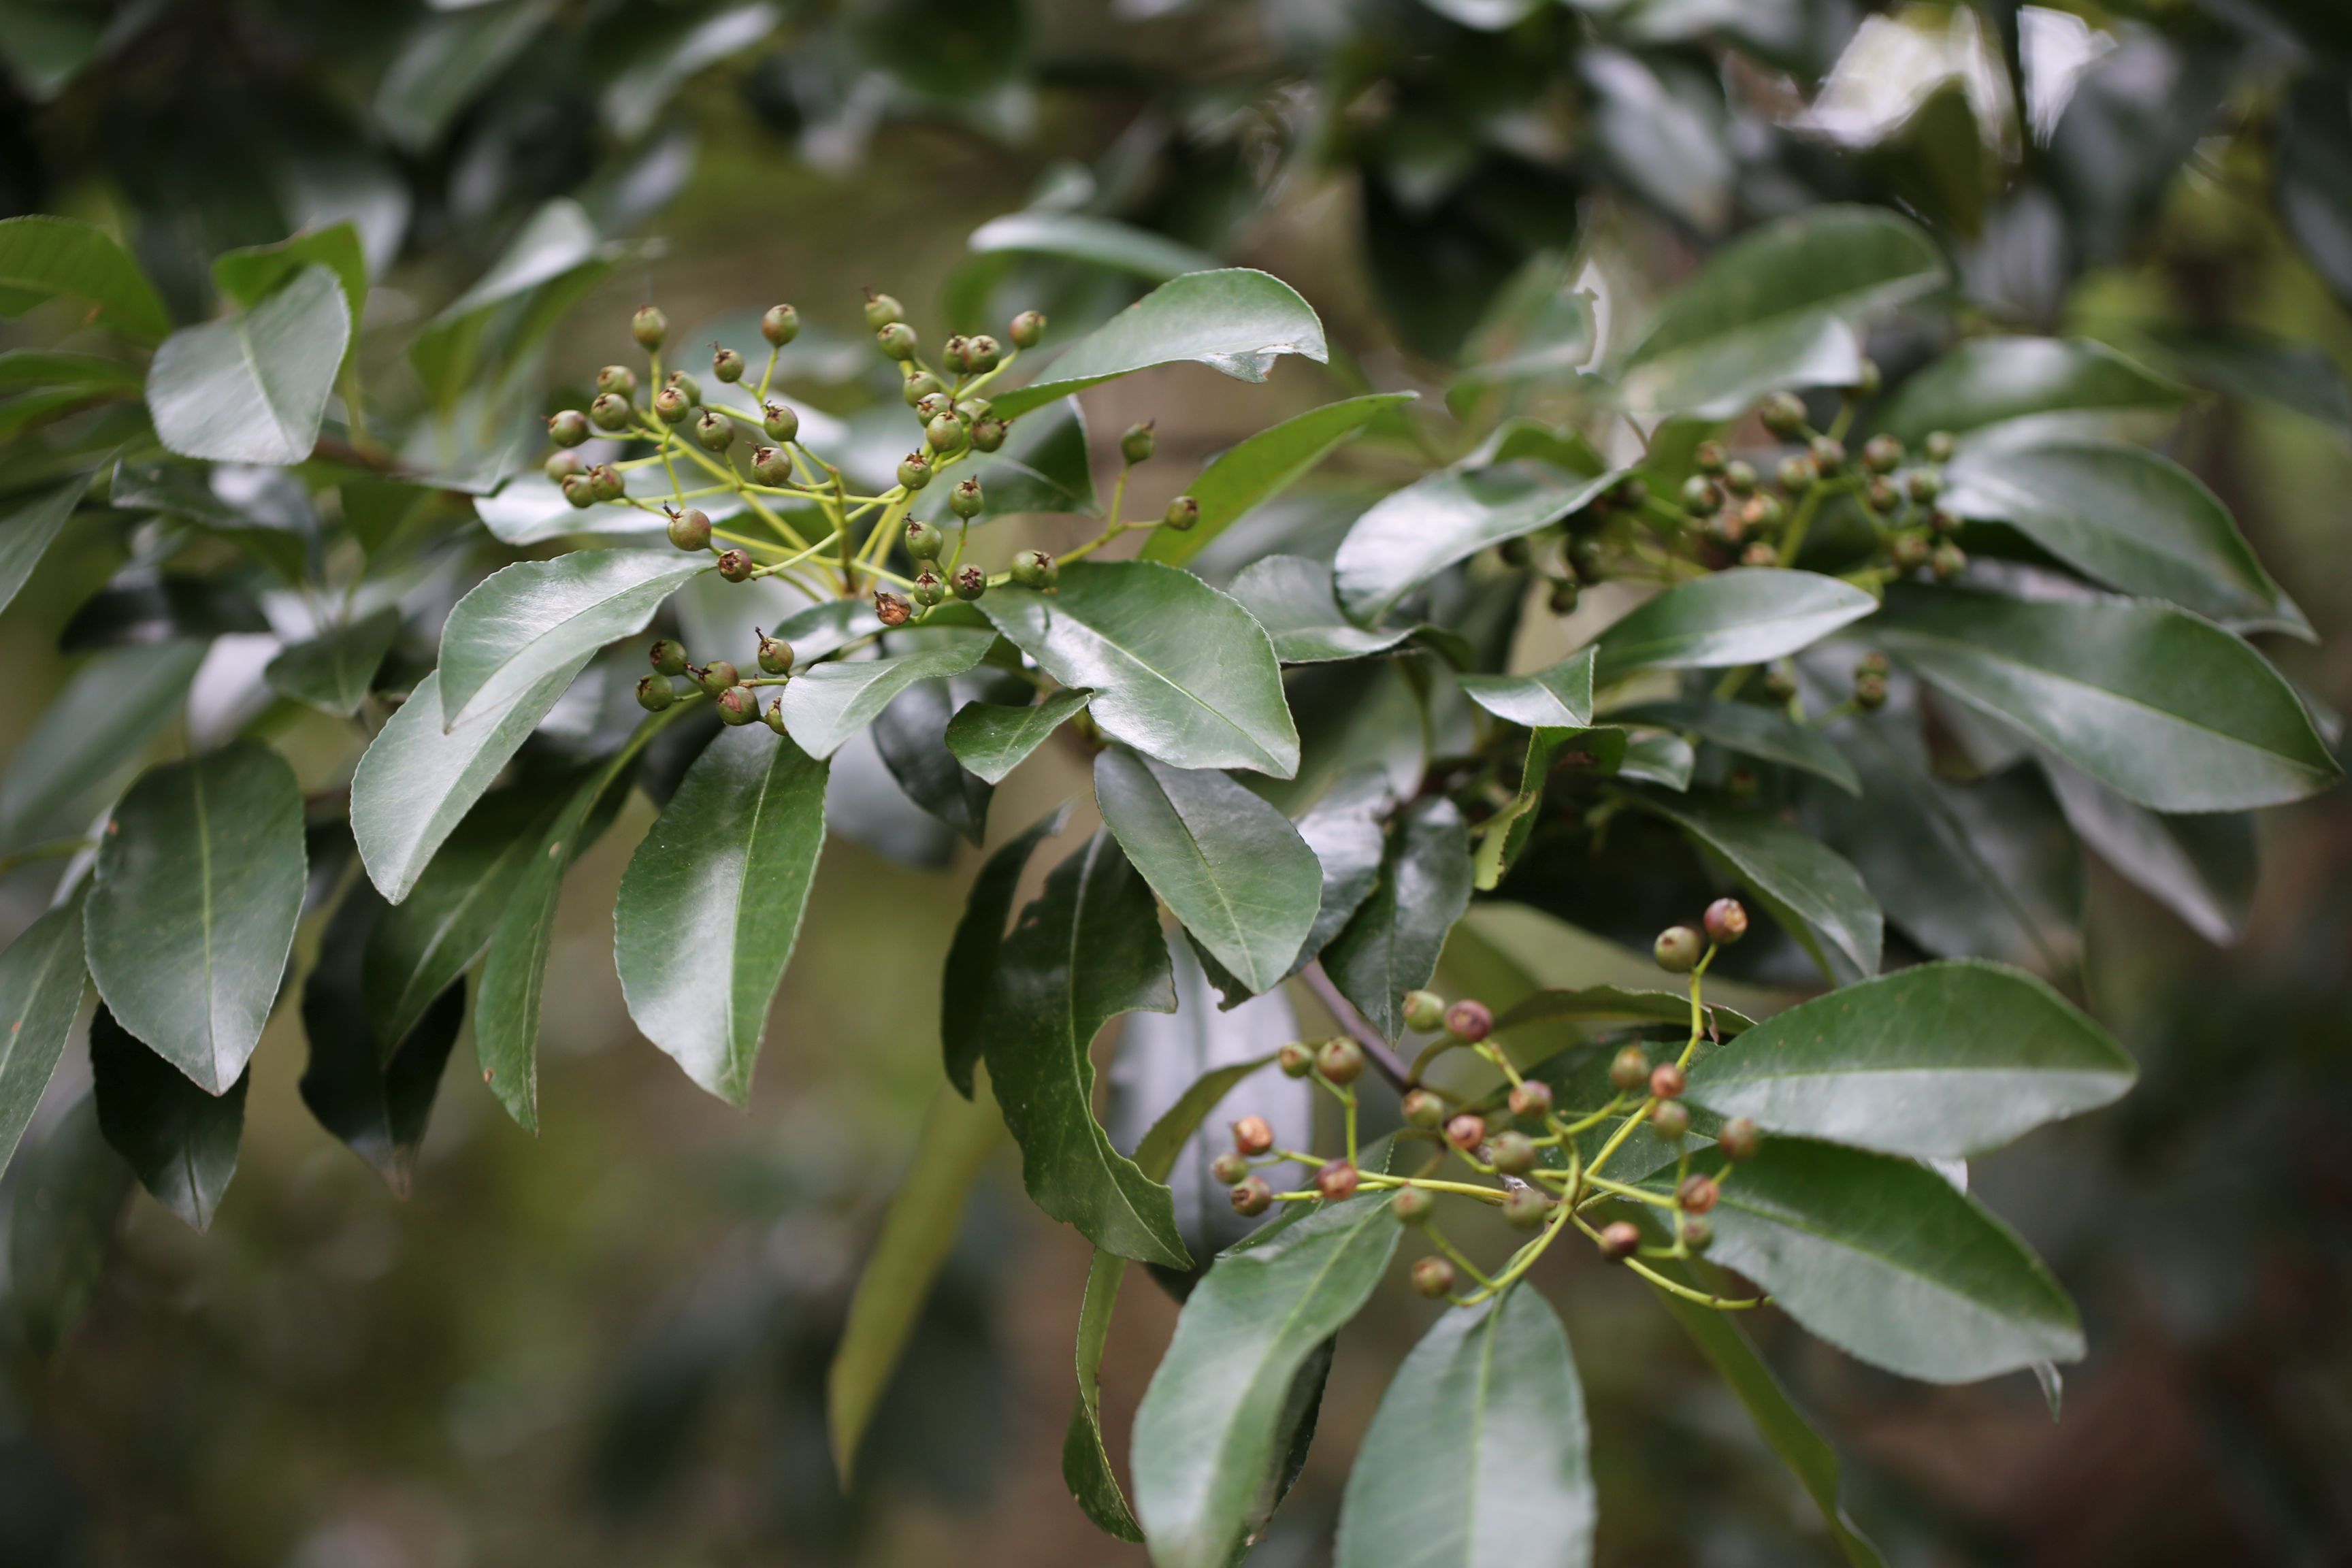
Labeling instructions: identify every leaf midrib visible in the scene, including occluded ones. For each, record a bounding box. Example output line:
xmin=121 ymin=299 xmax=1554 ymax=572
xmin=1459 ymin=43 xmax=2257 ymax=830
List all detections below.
xmin=446 ymin=561 xmax=698 ymax=721
xmin=1717 ymin=1189 xmax=2067 ymax=1329
xmin=1032 ymin=598 xmax=1278 ymax=764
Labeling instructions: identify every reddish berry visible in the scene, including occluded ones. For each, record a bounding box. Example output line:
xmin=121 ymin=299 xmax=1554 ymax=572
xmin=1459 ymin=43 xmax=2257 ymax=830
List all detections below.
xmin=1316 ymin=1038 xmax=1365 ymax=1085
xmin=1231 ymin=1115 xmax=1274 ymax=1156
xmin=1230 ymin=1177 xmax=1273 ymax=1217
xmin=874 ymin=591 xmax=912 ymax=627
xmin=1597 ymin=1221 xmax=1642 ymax=1261
xmin=1609 ymin=1047 xmax=1650 ymax=1092
xmin=1315 ymin=1160 xmax=1359 ymax=1201
xmin=1650 ymin=1062 xmax=1687 ymax=1099
xmin=1444 ymin=1113 xmax=1486 ymax=1152
xmin=1704 ymin=898 xmax=1748 ymax=945
xmin=1718 ymin=1117 xmax=1763 ymax=1162
xmin=1651 ymin=1100 xmax=1691 ymax=1139
xmin=1411 ymin=1256 xmax=1456 ymax=1298
xmin=1678 ymin=1174 xmax=1720 ymax=1214
xmin=1508 ymin=1081 xmax=1553 ymax=1121
xmin=717 ymin=549 xmax=753 ymax=583
xmin=1401 ymin=1088 xmax=1446 ymax=1130
xmin=1443 ymin=999 xmax=1493 ymax=1042
xmin=1394 ymin=1186 xmax=1434 ymax=1225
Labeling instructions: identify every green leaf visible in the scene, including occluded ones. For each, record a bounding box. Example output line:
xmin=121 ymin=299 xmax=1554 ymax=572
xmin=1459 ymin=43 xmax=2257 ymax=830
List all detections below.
xmin=1334 ymin=461 xmax=1618 ymax=625
xmin=1634 ymin=796 xmax=1882 ymax=985
xmin=1652 ymin=1137 xmax=2082 ymax=1382
xmin=873 ymin=677 xmax=995 ymax=845
xmin=980 ymin=561 xmax=1298 ymax=777
xmin=90 ymin=1006 xmax=248 ymax=1231
xmin=1592 ymin=569 xmax=1876 ymax=683
xmin=7 ymin=1093 xmax=133 ymax=1360
xmin=1644 ymin=1254 xmax=1885 ymax=1568
xmin=1335 ymin=1286 xmax=1595 ymax=1568
xmin=0 ymin=476 xmax=88 ymax=619
xmin=0 ymin=642 xmax=205 ymax=851
xmin=2038 ymin=755 xmax=2247 ymax=947
xmin=1460 ymin=648 xmax=1598 ymax=729
xmin=616 ymin=726 xmax=827 ymax=1105
xmin=0 ymin=350 xmax=144 ymax=395
xmin=968 ymin=210 xmax=1218 ymax=280
xmin=941 ymin=805 xmax=1069 ymax=1097
xmin=1619 ymin=698 xmax=1861 ymax=794
xmin=601 ymin=3 xmax=783 ymax=140
xmin=1942 ymin=438 xmax=2306 ymax=636
xmin=977 ymin=830 xmax=1188 ymax=1267
xmin=945 ymin=687 xmax=1093 ymax=784
xmin=146 ymin=264 xmax=350 ymax=466
xmin=1497 ymin=984 xmax=1754 ymax=1036
xmin=1227 ymin=555 xmax=1414 ymax=664
xmin=0 ymin=892 xmax=87 ymax=1179
xmin=438 ymin=549 xmax=709 ymax=728
xmin=408 ymin=197 xmax=612 ymax=409
xmin=0 ymin=214 xmax=171 ymax=342
xmin=211 ymin=223 xmax=370 ymax=350
xmin=1094 ymin=749 xmax=1322 ymax=997
xmin=913 ymin=404 xmax=1097 ymax=525
xmin=1132 ymin=1192 xmax=1401 ymax=1568
xmin=2150 ymin=329 xmax=2352 ymax=443
xmin=84 ymin=742 xmax=307 ymax=1095
xmin=1619 ymin=205 xmax=1947 ymax=416
xmin=1878 ymin=336 xmax=2190 ymax=446
xmin=829 ymin=1076 xmax=1007 ymax=1484
xmin=1292 ymin=768 xmax=1393 ymax=968
xmin=351 ymin=662 xmax=590 ymax=904
xmin=298 ymin=886 xmax=463 ymax=1197
xmin=1142 ymin=393 xmax=1416 ymax=566
xmin=1325 ymin=798 xmax=1473 ymax=1041
xmin=60 ymin=576 xmax=270 ymax=654
xmin=777 ymin=633 xmax=996 ymax=760
xmin=375 ymin=0 xmax=559 ymax=153
xmin=1473 ymin=727 xmax=1628 ymax=891
xmin=1686 ymin=960 xmax=2134 ymax=1157
xmin=990 ymin=269 xmax=1328 ymax=419
xmin=1868 ymin=582 xmax=2342 ymax=813
xmin=265 ymin=607 xmax=400 ymax=717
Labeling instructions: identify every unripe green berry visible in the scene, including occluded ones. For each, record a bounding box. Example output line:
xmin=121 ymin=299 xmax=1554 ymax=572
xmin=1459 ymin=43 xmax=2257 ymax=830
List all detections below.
xmin=1548 ymin=579 xmax=1581 ymax=615
xmin=864 ymin=291 xmax=903 ymax=330
xmin=762 ymin=304 xmax=800 ymax=345
xmin=1891 ymin=532 xmax=1929 ymax=571
xmin=1231 ymin=1176 xmax=1274 ymax=1217
xmin=693 ymin=410 xmax=733 ymax=453
xmin=1723 ymin=459 xmax=1757 ymax=496
xmin=1925 ymin=430 xmax=1955 ymax=462
xmin=1210 ymin=1150 xmax=1250 ymax=1185
xmin=926 ymin=413 xmax=967 ymax=454
xmin=1444 ymin=999 xmax=1492 ymax=1042
xmin=1650 ymin=1100 xmax=1691 ymax=1139
xmin=1862 ymin=433 xmax=1904 ymax=474
xmin=897 ymin=453 xmax=932 ymax=491
xmin=1704 ymin=897 xmax=1748 ymax=945
xmin=1857 ymin=649 xmax=1889 ymax=677
xmin=1677 ymin=1173 xmax=1720 ymax=1214
xmin=1490 ymin=1131 xmax=1537 ymax=1175
xmin=1163 ymin=495 xmax=1199 ymax=532
xmin=587 ymin=463 xmax=625 ymax=503
xmin=1906 ymin=468 xmax=1943 ymax=502
xmin=717 ymin=685 xmax=760 ymax=725
xmin=1596 ymin=1221 xmax=1641 ymax=1261
xmin=650 ymin=639 xmax=690 ymax=677
xmin=1011 ymin=549 xmax=1057 ymax=590
xmin=1927 ymin=506 xmax=1957 ymax=536
xmin=1231 ymin=1115 xmax=1275 ymax=1156
xmin=1503 ymin=1187 xmax=1551 ymax=1230
xmin=1119 ymin=422 xmax=1155 ymax=465
xmin=1650 ymin=1062 xmax=1686 ymax=1100
xmin=950 ymin=478 xmax=985 ymax=519
xmin=1683 ymin=1215 xmax=1714 ymax=1252
xmin=1866 ymin=475 xmax=1901 ymax=512
xmin=1694 ymin=439 xmax=1727 ymax=475
xmin=1316 ymin=1159 xmax=1359 ymax=1201
xmin=1776 ymin=455 xmax=1816 ymax=493
xmin=874 ymin=590 xmax=913 ymax=627
xmin=1855 ymin=670 xmax=1889 ymax=709
xmin=764 ymin=404 xmax=800 ymax=443
xmin=1508 ymin=1080 xmax=1553 ymax=1121
xmin=969 ymin=416 xmax=1008 ymax=453
xmin=545 ymin=450 xmax=585 ymax=482
xmin=1718 ymin=1116 xmax=1763 ymax=1162
xmin=904 ymin=518 xmax=945 ymax=561
xmin=1401 ymin=990 xmax=1447 ymax=1032
xmin=1277 ymin=1041 xmax=1314 ymax=1078
xmin=668 ymin=508 xmax=712 ymax=552
xmin=1653 ymin=925 xmax=1702 ymax=973
xmin=757 ymin=633 xmax=794 ymax=676
xmin=876 ymin=322 xmax=916 ymax=361
xmin=595 ymin=365 xmax=637 ymax=398
xmin=1444 ymin=1113 xmax=1486 ymax=1151
xmin=1609 ymin=1045 xmax=1650 ymax=1092
xmin=941 ymin=334 xmax=971 ymax=375
xmin=589 ymin=392 xmax=632 ymax=431
xmin=911 ymin=570 xmax=947 ymax=607
xmin=1316 ymin=1037 xmax=1365 ymax=1085
xmin=636 ymin=674 xmax=674 ymax=712
xmin=902 ymin=370 xmax=945 ymax=408
xmin=666 ymin=371 xmax=702 ymax=407
xmin=699 ymin=660 xmax=740 ymax=696
xmin=1809 ymin=436 xmax=1846 ymax=475
xmin=951 ymin=564 xmax=986 ymax=601
xmin=915 ymin=392 xmax=956 ymax=423
xmin=716 ymin=549 xmax=753 ymax=583
xmin=653 ymin=386 xmax=691 ymax=425
xmin=751 ymin=445 xmax=792 ymax=486
xmin=631 ymin=305 xmax=667 ymax=350
xmin=712 ymin=346 xmax=745 ymax=384
xmin=1930 ymin=541 xmax=1967 ymax=581
xmin=1009 ymin=310 xmax=1045 ymax=348
xmin=1680 ymin=476 xmax=1718 ymax=516
xmin=1401 ymin=1088 xmax=1446 ymax=1130
xmin=1394 ymin=1186 xmax=1434 ymax=1226
xmin=1759 ymin=391 xmax=1807 ymax=437
xmin=964 ymin=335 xmax=1002 ymax=373
xmin=547 ymin=408 xmax=590 ymax=447
xmin=1411 ymin=1256 xmax=1456 ymax=1297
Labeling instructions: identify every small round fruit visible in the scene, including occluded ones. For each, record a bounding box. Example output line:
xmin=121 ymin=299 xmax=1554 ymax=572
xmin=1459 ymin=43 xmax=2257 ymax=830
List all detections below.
xmin=1316 ymin=1160 xmax=1359 ymax=1201
xmin=1277 ymin=1042 xmax=1313 ymax=1078
xmin=1401 ymin=1088 xmax=1446 ymax=1130
xmin=1704 ymin=897 xmax=1748 ymax=945
xmin=1683 ymin=1215 xmax=1714 ymax=1252
xmin=1489 ymin=1131 xmax=1537 ymax=1176
xmin=911 ymin=571 xmax=947 ymax=607
xmin=561 ymin=474 xmax=597 ymax=509
xmin=712 ymin=346 xmax=745 ymax=383
xmin=717 ymin=685 xmax=760 ymax=725
xmin=1891 ymin=532 xmax=1929 ymax=571
xmin=1230 ymin=1177 xmax=1274 ymax=1218
xmin=950 ymin=478 xmax=985 ymax=519
xmin=1548 ymin=579 xmax=1581 ymax=615
xmin=951 ymin=565 xmax=986 ymax=601
xmin=764 ymin=404 xmax=800 ymax=443
xmin=587 ymin=463 xmax=625 ymax=502
xmin=547 ymin=408 xmax=590 ymax=446
xmin=1855 ymin=671 xmax=1889 ymax=710
xmin=1231 ymin=1115 xmax=1275 ymax=1156
xmin=595 ymin=364 xmax=638 ymax=397
xmin=904 ymin=517 xmax=946 ymax=561
xmin=1609 ymin=1045 xmax=1650 ymax=1092
xmin=1597 ymin=1221 xmax=1642 ymax=1261
xmin=926 ymin=413 xmax=967 ymax=454
xmin=757 ymin=633 xmax=794 ymax=676
xmin=1508 ymin=1080 xmax=1553 ymax=1121
xmin=1649 ymin=1062 xmax=1687 ymax=1100
xmin=693 ymin=410 xmax=733 ymax=452
xmin=941 ymin=335 xmax=970 ymax=375
xmin=1653 ymin=925 xmax=1703 ymax=973
xmin=1119 ymin=422 xmax=1155 ymax=464
xmin=1443 ymin=999 xmax=1492 ymax=1043
xmin=1394 ymin=1186 xmax=1434 ymax=1226
xmin=875 ymin=322 xmax=916 ymax=360
xmin=717 ymin=549 xmax=753 ymax=583
xmin=1723 ymin=459 xmax=1757 ymax=496
xmin=1930 ymin=541 xmax=1967 ymax=581
xmin=969 ymin=416 xmax=1007 ymax=453
xmin=1694 ymin=440 xmax=1727 ymax=475
xmin=653 ymin=386 xmax=691 ymax=425
xmin=650 ymin=639 xmax=690 ymax=677
xmin=1862 ymin=433 xmax=1904 ymax=474
xmin=963 ymin=335 xmax=1002 ymax=374
xmin=1906 ymin=468 xmax=1943 ymax=503
xmin=1776 ymin=455 xmax=1816 ymax=493
xmin=1011 ymin=549 xmax=1058 ymax=590
xmin=762 ymin=304 xmax=800 ymax=345
xmin=1401 ymin=990 xmax=1446 ymax=1032
xmin=896 ymin=453 xmax=932 ymax=491
xmin=1717 ymin=1116 xmax=1763 ymax=1162
xmin=1162 ymin=495 xmax=1199 ymax=531
xmin=1650 ymin=1100 xmax=1691 ymax=1139
xmin=630 ymin=305 xmax=667 ymax=349
xmin=1444 ymin=1113 xmax=1486 ymax=1152
xmin=1681 ymin=475 xmax=1718 ymax=516
xmin=636 ymin=675 xmax=674 ymax=712
xmin=668 ymin=508 xmax=712 ymax=552
xmin=1209 ymin=1151 xmax=1250 ymax=1186
xmin=1866 ymin=475 xmax=1901 ymax=512
xmin=873 ymin=591 xmax=912 ymax=627
xmin=589 ymin=392 xmax=632 ymax=430
xmin=751 ymin=445 xmax=792 ymax=485
xmin=666 ymin=371 xmax=702 ymax=406
xmin=1677 ymin=1173 xmax=1720 ymax=1214
xmin=1008 ymin=310 xmax=1046 ymax=348
xmin=1411 ymin=1256 xmax=1456 ymax=1298
xmin=1759 ymin=391 xmax=1808 ymax=437
xmin=699 ymin=660 xmax=740 ymax=696
xmin=1809 ymin=436 xmax=1846 ymax=474
xmin=1503 ymin=1188 xmax=1551 ymax=1230
xmin=1316 ymin=1038 xmax=1365 ymax=1085
xmin=545 ymin=450 xmax=585 ymax=482
xmin=864 ymin=291 xmax=904 ymax=330
xmin=902 ymin=370 xmax=944 ymax=408
xmin=1925 ymin=430 xmax=1955 ymax=462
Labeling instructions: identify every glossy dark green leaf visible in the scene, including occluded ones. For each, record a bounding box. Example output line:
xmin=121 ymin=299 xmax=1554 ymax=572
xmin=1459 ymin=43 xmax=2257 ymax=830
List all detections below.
xmin=84 ymin=742 xmax=307 ymax=1095
xmin=941 ymin=805 xmax=1069 ymax=1098
xmin=1064 ymin=1243 xmax=1147 ymax=1542
xmin=106 ymin=459 xmax=310 ymax=583
xmin=1325 ymin=798 xmax=1473 ymax=1041
xmin=1621 ymin=698 xmax=1859 ymax=794
xmin=375 ymin=0 xmax=559 ymax=152
xmin=977 ymin=830 xmax=1187 ymax=1265
xmin=1869 ymin=583 xmax=2341 ymax=812
xmin=1227 ymin=555 xmax=1414 ymax=664
xmin=945 ymin=687 xmax=1092 ymax=784
xmin=1094 ymin=749 xmax=1322 ymax=997
xmin=968 ymin=210 xmax=1216 ymax=279
xmin=0 ymin=214 xmax=171 ymax=342
xmin=1334 ymin=461 xmax=1618 ymax=624
xmin=601 ymin=2 xmax=782 ymax=138
xmin=990 ymin=269 xmax=1327 ymax=419
xmin=146 ymin=264 xmax=349 ymax=466
xmin=777 ymin=633 xmax=995 ymax=760
xmin=1592 ymin=570 xmax=1876 ymax=683
xmin=1132 ymin=1192 xmax=1401 ymax=1568
xmin=59 ymin=574 xmax=270 ymax=653
xmin=980 ymin=561 xmax=1298 ymax=777
xmin=2038 ymin=753 xmax=2251 ymax=946
xmin=1686 ymin=960 xmax=2133 ymax=1156
xmin=1335 ymin=1286 xmax=1595 ymax=1568
xmin=872 ymin=677 xmax=993 ymax=844
xmin=1497 ymin=984 xmax=1754 ymax=1036
xmin=408 ymin=197 xmax=614 ymax=410
xmin=1636 ymin=796 xmax=1882 ymax=985
xmin=299 ymin=886 xmax=463 ymax=1198
xmin=90 ymin=1005 xmax=247 ymax=1231
xmin=1460 ymin=648 xmax=1597 ymax=730
xmin=1584 ymin=44 xmax=1731 ymax=232
xmin=1472 ymin=726 xmax=1628 ymax=891
xmin=212 ymin=222 xmax=369 ymax=349
xmin=830 ymin=1077 xmax=1006 ymax=1484
xmin=438 ymin=549 xmax=708 ymax=727
xmin=1619 ymin=206 xmax=1946 ymax=416
xmin=615 ymin=726 xmax=828 ymax=1105
xmin=8 ymin=1094 xmax=131 ymax=1360
xmin=1291 ymin=768 xmax=1393 ymax=968
xmin=0 ymin=642 xmax=204 ymax=851
xmin=1944 ymin=438 xmax=2306 ymax=635
xmin=2152 ymin=329 xmax=2352 ymax=442
xmin=0 ymin=349 xmax=141 ymax=394
xmin=1143 ymin=394 xmax=1416 ymax=566
xmin=1876 ymin=336 xmax=2188 ymax=445
xmin=265 ymin=607 xmax=400 ymax=716
xmin=0 ymin=892 xmax=87 ymax=1179
xmin=1645 ymin=1255 xmax=1885 ymax=1568
xmin=1654 ymin=1137 xmax=2082 ymax=1382
xmin=352 ymin=662 xmax=591 ymax=904
xmin=0 ymin=477 xmax=87 ymax=618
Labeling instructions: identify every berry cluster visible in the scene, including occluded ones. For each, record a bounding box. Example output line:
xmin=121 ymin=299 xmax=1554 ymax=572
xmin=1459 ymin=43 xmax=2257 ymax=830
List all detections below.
xmin=1222 ymin=899 xmax=1766 ymax=1312
xmin=634 ymin=632 xmax=797 ymax=728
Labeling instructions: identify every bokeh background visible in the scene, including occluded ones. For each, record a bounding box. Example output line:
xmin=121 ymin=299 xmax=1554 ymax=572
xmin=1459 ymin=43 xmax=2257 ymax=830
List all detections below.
xmin=0 ymin=1 xmax=2349 ymax=1563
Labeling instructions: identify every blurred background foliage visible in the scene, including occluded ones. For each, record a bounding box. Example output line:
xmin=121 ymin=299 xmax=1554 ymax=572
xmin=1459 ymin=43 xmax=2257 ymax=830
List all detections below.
xmin=0 ymin=0 xmax=2347 ymax=1562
